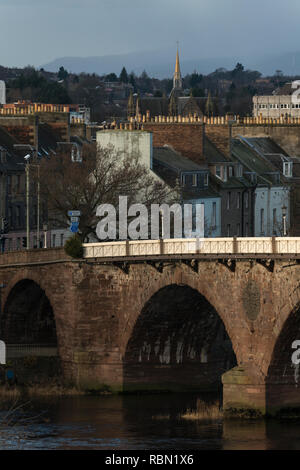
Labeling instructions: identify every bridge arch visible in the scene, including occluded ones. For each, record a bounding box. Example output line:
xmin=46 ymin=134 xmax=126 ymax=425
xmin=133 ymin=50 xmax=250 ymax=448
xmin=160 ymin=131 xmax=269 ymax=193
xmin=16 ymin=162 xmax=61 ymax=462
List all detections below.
xmin=1 ymin=278 xmax=57 ymax=346
xmin=123 ymin=282 xmax=237 ymax=392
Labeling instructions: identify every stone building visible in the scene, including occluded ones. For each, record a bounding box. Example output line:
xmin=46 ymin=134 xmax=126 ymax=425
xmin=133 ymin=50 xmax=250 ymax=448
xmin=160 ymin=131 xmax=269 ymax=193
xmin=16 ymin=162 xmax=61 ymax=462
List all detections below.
xmin=153 ymin=146 xmax=221 ymax=237
xmin=253 ymin=83 xmax=300 ymax=118
xmin=231 ymin=136 xmax=294 ymax=236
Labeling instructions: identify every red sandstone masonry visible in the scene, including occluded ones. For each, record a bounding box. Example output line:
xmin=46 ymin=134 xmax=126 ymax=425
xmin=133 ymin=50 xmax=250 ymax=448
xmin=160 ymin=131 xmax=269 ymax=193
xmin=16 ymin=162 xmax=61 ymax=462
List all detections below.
xmin=205 ymin=124 xmax=231 ymax=156
xmin=143 ymin=123 xmax=205 ymax=164
xmin=0 ymin=250 xmax=299 ymax=411
xmin=0 ymin=247 xmax=69 ymax=265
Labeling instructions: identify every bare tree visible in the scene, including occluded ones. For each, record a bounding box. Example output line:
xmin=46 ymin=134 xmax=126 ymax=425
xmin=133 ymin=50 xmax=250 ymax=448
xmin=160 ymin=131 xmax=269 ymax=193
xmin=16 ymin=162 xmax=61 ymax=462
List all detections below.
xmin=38 ymin=142 xmax=177 ymax=241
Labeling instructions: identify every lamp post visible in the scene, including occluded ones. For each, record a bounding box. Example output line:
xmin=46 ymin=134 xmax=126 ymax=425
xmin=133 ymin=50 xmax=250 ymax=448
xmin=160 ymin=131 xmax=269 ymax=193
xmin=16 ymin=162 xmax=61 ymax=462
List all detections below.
xmin=25 ymin=157 xmax=30 ymax=249
xmin=14 ymin=144 xmax=40 ymax=250
xmin=282 ymin=205 xmax=287 ymax=236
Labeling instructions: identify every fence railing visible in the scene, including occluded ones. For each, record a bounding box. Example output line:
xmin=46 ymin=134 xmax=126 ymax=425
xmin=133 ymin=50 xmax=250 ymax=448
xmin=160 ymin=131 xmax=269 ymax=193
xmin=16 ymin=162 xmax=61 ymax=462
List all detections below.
xmin=83 ymin=237 xmax=300 ymax=259
xmin=6 ymin=344 xmax=58 ymax=359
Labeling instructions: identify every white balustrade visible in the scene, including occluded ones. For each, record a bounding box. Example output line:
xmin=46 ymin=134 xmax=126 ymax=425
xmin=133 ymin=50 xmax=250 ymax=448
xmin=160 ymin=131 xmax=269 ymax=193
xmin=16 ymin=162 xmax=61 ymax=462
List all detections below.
xmin=83 ymin=237 xmax=300 ymax=259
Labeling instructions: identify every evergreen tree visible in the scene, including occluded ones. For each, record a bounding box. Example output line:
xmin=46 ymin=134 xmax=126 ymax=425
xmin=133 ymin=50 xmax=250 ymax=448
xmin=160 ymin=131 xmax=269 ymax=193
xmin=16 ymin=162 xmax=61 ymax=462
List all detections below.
xmin=119 ymin=67 xmax=128 ymax=83
xmin=58 ymin=66 xmax=69 ymax=80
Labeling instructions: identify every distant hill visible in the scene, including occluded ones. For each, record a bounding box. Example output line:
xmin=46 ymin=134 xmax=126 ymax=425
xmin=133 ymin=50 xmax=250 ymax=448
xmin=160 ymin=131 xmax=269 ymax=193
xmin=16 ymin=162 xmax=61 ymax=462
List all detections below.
xmin=42 ymin=49 xmax=240 ymax=78
xmin=42 ymin=49 xmax=300 ymax=79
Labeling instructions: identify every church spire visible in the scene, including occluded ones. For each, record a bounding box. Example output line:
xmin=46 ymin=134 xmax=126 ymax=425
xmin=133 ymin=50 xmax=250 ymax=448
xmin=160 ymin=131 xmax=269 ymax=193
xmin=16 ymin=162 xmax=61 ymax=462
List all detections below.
xmin=173 ymin=44 xmax=182 ymax=90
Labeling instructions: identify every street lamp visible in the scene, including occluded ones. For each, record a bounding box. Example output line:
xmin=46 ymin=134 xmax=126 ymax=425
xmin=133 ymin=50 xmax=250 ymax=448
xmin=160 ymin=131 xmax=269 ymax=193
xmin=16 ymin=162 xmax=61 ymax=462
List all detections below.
xmin=282 ymin=205 xmax=287 ymax=236
xmin=14 ymin=144 xmax=40 ymax=250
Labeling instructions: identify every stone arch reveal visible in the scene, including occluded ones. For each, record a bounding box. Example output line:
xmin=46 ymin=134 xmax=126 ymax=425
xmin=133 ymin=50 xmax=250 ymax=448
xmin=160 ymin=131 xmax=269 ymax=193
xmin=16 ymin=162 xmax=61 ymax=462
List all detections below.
xmin=123 ymin=284 xmax=237 ymax=392
xmin=1 ymin=279 xmax=57 ymax=345
xmin=267 ymin=301 xmax=300 ymax=386
xmin=264 ymin=300 xmax=300 ymax=413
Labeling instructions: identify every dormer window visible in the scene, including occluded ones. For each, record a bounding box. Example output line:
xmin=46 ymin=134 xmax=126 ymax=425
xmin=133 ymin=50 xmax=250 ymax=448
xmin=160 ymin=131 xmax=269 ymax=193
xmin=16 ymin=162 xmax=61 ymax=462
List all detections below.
xmin=192 ymin=174 xmax=197 ymax=187
xmin=236 ymin=164 xmax=243 ymax=178
xmin=283 ymin=162 xmax=293 ymax=177
xmin=251 ymin=173 xmax=257 ymax=184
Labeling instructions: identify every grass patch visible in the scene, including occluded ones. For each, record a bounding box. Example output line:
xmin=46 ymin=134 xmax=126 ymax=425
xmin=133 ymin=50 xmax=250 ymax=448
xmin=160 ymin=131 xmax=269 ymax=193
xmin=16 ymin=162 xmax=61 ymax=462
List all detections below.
xmin=181 ymin=399 xmax=222 ymax=421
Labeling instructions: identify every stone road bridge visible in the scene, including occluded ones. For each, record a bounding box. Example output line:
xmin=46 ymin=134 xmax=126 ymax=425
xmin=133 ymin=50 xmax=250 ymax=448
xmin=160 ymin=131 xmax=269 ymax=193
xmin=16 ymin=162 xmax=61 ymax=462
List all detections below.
xmin=1 ymin=236 xmax=300 ymax=416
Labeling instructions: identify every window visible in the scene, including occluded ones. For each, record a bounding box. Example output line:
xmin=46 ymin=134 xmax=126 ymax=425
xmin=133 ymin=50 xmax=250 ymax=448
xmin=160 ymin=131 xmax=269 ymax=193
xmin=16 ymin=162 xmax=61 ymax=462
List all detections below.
xmin=273 ymin=208 xmax=277 ymax=234
xmin=236 ymin=165 xmax=243 ymax=178
xmin=283 ymin=162 xmax=293 ymax=177
xmin=227 ymin=192 xmax=231 ymax=210
xmin=212 ymin=202 xmax=216 ymax=228
xmin=228 ymin=166 xmax=233 ymax=178
xmin=8 ymin=206 xmax=12 ymax=226
xmin=17 ymin=175 xmax=21 ymax=193
xmin=237 ymin=192 xmax=240 ymax=209
xmin=236 ymin=223 xmax=240 ymax=236
xmin=245 ymin=223 xmax=249 ymax=237
xmin=216 ymin=166 xmax=221 ymax=178
xmin=245 ymin=192 xmax=249 ymax=209
xmin=7 ymin=175 xmax=11 ymax=194
xmin=192 ymin=174 xmax=197 ymax=187
xmin=251 ymin=173 xmax=257 ymax=184
xmin=227 ymin=224 xmax=231 ymax=237
xmin=204 ymin=173 xmax=208 ymax=186
xmin=260 ymin=208 xmax=264 ymax=234
xmin=16 ymin=206 xmax=21 ymax=227
xmin=60 ymin=234 xmax=64 ymax=246
xmin=52 ymin=234 xmax=56 ymax=247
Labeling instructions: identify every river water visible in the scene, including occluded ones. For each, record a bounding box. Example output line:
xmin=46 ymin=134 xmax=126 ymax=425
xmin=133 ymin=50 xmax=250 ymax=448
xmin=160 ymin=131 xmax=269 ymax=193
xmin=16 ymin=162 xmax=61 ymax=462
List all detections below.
xmin=0 ymin=393 xmax=300 ymax=450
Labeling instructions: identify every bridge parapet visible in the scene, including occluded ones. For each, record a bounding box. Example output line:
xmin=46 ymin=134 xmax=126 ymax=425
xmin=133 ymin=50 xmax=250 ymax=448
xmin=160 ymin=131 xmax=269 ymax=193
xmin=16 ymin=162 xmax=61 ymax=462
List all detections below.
xmin=83 ymin=237 xmax=300 ymax=259
xmin=0 ymin=248 xmax=68 ymax=266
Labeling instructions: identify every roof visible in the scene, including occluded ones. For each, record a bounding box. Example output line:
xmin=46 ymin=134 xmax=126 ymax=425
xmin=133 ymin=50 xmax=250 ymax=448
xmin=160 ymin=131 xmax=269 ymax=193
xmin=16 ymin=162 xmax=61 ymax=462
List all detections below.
xmin=240 ymin=136 xmax=300 ymax=178
xmin=204 ymin=137 xmax=228 ymax=163
xmin=139 ymin=98 xmax=169 ymax=116
xmin=183 ymin=187 xmax=220 ymax=200
xmin=210 ymin=173 xmax=252 ymax=189
xmin=244 ymin=137 xmax=289 ymax=157
xmin=231 ymin=139 xmax=277 ymax=185
xmin=153 ymin=146 xmax=208 ymax=172
xmin=273 ymin=83 xmax=294 ymax=96
xmin=0 ymin=126 xmax=27 ymax=172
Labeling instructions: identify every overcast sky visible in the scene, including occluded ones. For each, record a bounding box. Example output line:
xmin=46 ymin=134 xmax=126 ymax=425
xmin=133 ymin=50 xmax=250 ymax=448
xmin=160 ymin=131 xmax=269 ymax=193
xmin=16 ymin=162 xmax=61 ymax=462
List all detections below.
xmin=0 ymin=0 xmax=300 ymax=68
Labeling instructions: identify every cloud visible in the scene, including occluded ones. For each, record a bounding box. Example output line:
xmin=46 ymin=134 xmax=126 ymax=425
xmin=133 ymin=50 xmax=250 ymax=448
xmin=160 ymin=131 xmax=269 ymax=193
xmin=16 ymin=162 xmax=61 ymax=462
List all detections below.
xmin=0 ymin=0 xmax=300 ymax=70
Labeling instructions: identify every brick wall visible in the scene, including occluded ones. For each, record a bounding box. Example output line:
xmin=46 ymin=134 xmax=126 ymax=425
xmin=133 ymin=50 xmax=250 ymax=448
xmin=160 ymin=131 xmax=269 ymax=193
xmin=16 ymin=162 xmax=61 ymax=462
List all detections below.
xmin=143 ymin=122 xmax=205 ymax=164
xmin=205 ymin=124 xmax=231 ymax=156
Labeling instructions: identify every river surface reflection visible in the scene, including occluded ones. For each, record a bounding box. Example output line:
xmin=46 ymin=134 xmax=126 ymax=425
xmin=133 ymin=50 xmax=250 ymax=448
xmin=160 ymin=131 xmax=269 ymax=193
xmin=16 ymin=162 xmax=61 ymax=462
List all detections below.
xmin=0 ymin=393 xmax=300 ymax=450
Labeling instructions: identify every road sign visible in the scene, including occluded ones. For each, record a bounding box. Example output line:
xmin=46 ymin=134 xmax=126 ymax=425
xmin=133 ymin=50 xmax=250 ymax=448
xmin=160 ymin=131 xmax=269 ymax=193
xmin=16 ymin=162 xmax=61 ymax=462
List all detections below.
xmin=70 ymin=222 xmax=79 ymax=233
xmin=70 ymin=216 xmax=79 ymax=222
xmin=68 ymin=210 xmax=81 ymax=217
